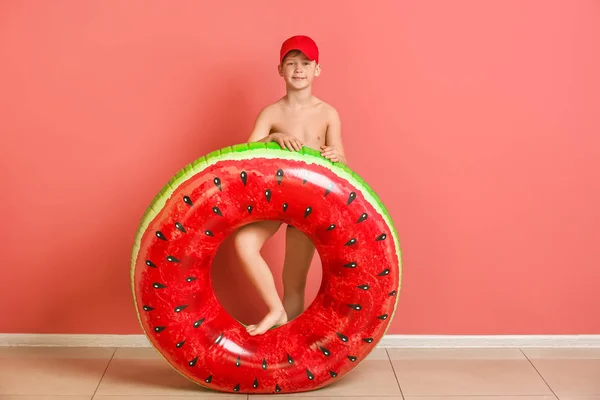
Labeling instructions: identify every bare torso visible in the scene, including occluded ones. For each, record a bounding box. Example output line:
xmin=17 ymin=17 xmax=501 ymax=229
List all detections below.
xmin=267 ymin=97 xmax=330 ymax=150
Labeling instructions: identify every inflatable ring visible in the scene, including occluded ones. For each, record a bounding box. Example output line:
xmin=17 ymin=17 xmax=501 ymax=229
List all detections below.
xmin=131 ymin=142 xmax=402 ymax=394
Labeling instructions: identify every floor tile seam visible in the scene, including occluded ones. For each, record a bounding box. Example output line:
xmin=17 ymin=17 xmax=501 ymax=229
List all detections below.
xmin=91 ymin=347 xmax=117 ymax=397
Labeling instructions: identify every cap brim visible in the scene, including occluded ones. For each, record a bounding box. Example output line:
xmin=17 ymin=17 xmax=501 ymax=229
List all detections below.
xmin=280 ymin=48 xmax=317 ymax=63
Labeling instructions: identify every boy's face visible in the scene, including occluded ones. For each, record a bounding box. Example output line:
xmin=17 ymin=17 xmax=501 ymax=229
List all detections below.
xmin=278 ymin=51 xmax=321 ymax=89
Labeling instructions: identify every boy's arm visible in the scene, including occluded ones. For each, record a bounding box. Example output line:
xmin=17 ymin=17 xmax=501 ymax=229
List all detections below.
xmin=323 ymin=107 xmax=347 ymax=164
xmin=247 ymin=107 xmax=273 ymax=143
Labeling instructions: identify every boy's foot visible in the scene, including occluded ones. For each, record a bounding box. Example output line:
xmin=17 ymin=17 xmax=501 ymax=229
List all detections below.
xmin=246 ymin=309 xmax=288 ymax=336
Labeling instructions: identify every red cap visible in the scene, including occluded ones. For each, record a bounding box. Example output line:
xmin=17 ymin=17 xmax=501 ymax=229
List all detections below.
xmin=280 ymin=35 xmax=319 ymax=64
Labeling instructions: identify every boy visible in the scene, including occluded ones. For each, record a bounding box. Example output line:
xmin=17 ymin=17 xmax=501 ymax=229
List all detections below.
xmin=233 ymin=35 xmax=347 ymax=336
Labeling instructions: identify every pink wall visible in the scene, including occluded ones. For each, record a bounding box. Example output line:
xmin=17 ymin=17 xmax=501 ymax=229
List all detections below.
xmin=1 ymin=1 xmax=599 ymax=335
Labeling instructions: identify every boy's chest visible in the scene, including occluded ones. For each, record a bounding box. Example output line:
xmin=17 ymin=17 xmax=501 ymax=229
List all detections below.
xmin=271 ymin=109 xmax=328 ymax=145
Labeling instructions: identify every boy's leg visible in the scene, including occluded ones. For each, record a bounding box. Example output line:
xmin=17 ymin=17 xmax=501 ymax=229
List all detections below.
xmin=282 ymin=225 xmax=316 ymax=320
xmin=234 ymin=220 xmax=288 ymax=336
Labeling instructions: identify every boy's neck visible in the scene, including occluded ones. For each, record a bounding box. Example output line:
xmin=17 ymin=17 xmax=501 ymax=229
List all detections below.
xmin=284 ymin=87 xmax=313 ymax=107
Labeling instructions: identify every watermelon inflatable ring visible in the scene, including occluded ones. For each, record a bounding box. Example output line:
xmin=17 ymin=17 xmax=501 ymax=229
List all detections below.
xmin=131 ymin=142 xmax=402 ymax=394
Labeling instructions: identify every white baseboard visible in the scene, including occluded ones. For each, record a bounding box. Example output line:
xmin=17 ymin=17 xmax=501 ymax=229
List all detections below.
xmin=378 ymin=334 xmax=600 ymax=348
xmin=0 ymin=334 xmax=151 ymax=347
xmin=1 ymin=334 xmax=599 ymax=348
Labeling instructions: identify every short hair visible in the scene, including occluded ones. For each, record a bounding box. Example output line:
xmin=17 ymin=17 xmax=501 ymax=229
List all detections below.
xmin=281 ymin=50 xmax=307 ymax=64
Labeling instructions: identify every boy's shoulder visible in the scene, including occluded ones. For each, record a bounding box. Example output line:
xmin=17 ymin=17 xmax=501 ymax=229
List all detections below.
xmin=256 ymin=98 xmax=286 ymax=116
xmin=324 ymin=101 xmax=340 ymax=117
xmin=315 ymin=98 xmax=341 ymax=122
xmin=304 ymin=96 xmax=339 ymax=120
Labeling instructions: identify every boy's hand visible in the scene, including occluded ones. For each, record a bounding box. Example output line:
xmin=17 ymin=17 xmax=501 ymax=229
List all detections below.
xmin=270 ymin=132 xmax=303 ymax=152
xmin=320 ymin=145 xmax=343 ymax=163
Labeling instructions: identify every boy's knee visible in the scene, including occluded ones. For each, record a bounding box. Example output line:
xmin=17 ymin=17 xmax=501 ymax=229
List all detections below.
xmin=233 ymin=229 xmax=255 ymax=254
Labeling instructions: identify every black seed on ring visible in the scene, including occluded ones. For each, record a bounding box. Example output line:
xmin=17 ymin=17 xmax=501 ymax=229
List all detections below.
xmin=233 ymin=384 xmax=240 ymax=392
xmin=389 ymin=290 xmax=397 ymax=296
xmin=189 ymin=357 xmax=198 ymax=367
xmin=145 ymin=260 xmax=156 ymax=268
xmin=376 ymin=233 xmax=387 ymax=241
xmin=348 ymin=192 xmax=357 ymax=204
xmin=215 ymin=333 xmax=224 ymax=344
xmin=319 ymin=346 xmax=331 ymax=356
xmin=193 ymin=318 xmax=205 ymax=328
xmin=329 ymin=371 xmax=338 ymax=378
xmin=213 ymin=177 xmax=222 ymax=191
xmin=205 ymin=374 xmax=212 ymax=383
xmin=304 ymin=206 xmax=312 ymax=218
xmin=336 ymin=332 xmax=349 ymax=342
xmin=302 ymin=171 xmax=308 ymax=184
xmin=174 ymin=305 xmax=188 ymax=313
xmin=357 ymin=213 xmax=368 ymax=223
xmin=275 ymin=384 xmax=282 ymax=392
xmin=247 ymin=205 xmax=253 ymax=214
xmin=357 ymin=284 xmax=370 ymax=290
xmin=327 ymin=224 xmax=336 ymax=231
xmin=253 ymin=377 xmax=259 ymax=388
xmin=344 ymin=238 xmax=357 ymax=246
xmin=344 ymin=262 xmax=357 ymax=268
xmin=166 ymin=255 xmax=180 ymax=263
xmin=348 ymin=355 xmax=357 ymax=362
xmin=378 ymin=314 xmax=389 ymax=320
xmin=143 ymin=305 xmax=153 ymax=311
xmin=236 ymin=355 xmax=241 ymax=367
xmin=205 ymin=230 xmax=214 ymax=236
xmin=176 ymin=341 xmax=185 ymax=348
xmin=175 ymin=222 xmax=186 ymax=233
xmin=283 ymin=203 xmax=288 ymax=212
xmin=363 ymin=337 xmax=374 ymax=343
xmin=212 ymin=206 xmax=223 ymax=216
xmin=156 ymin=231 xmax=167 ymax=241
xmin=287 ymin=353 xmax=294 ymax=364
xmin=153 ymin=282 xmax=166 ymax=289
xmin=154 ymin=326 xmax=166 ymax=333
xmin=183 ymin=195 xmax=193 ymax=206
xmin=306 ymin=369 xmax=314 ymax=380
xmin=265 ymin=189 xmax=272 ymax=202
xmin=240 ymin=171 xmax=247 ymax=185
xmin=325 ymin=182 xmax=333 ymax=196
xmin=276 ymin=169 xmax=284 ymax=184
xmin=378 ymin=268 xmax=390 ymax=276
xmin=262 ymin=358 xmax=267 ymax=370
xmin=186 ymin=276 xmax=196 ymax=282
xmin=348 ymin=304 xmax=362 ymax=311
